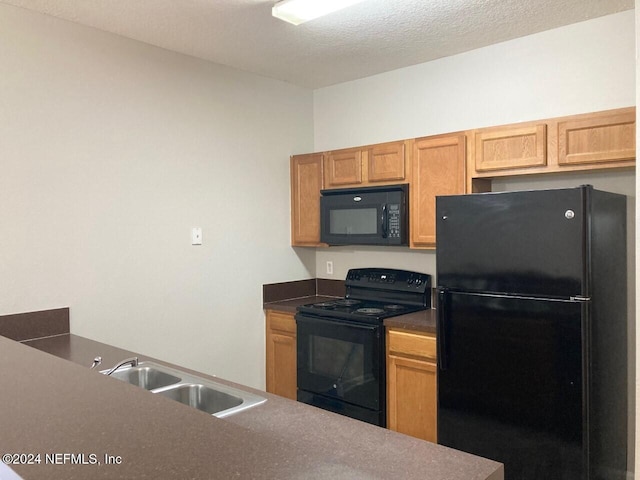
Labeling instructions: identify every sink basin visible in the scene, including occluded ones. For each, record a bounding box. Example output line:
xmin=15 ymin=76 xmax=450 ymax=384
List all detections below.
xmin=101 ymin=361 xmax=266 ymax=418
xmin=157 ymin=384 xmax=243 ymax=415
xmin=107 ymin=366 xmax=182 ymax=390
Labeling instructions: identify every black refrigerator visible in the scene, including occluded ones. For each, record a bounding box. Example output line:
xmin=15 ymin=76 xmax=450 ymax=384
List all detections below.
xmin=435 ymin=185 xmax=628 ymax=480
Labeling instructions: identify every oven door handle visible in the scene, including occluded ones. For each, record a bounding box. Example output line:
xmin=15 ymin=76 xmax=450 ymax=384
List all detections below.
xmin=381 ymin=204 xmax=388 ymax=238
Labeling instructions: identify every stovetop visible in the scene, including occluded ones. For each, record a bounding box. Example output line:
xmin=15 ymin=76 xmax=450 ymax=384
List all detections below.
xmin=296 ymin=298 xmax=427 ymax=323
xmin=296 ymin=268 xmax=432 ymax=324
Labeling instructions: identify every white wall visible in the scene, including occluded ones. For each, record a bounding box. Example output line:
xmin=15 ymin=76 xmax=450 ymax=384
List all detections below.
xmin=314 ymin=10 xmax=635 ymax=151
xmin=0 ymin=4 xmax=315 ymax=389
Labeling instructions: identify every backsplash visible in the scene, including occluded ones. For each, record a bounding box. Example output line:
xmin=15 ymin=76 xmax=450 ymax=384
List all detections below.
xmin=0 ymin=308 xmax=69 ymax=342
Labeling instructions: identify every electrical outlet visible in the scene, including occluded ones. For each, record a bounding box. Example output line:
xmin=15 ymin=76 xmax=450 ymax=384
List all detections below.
xmin=326 ymin=261 xmax=333 ymax=275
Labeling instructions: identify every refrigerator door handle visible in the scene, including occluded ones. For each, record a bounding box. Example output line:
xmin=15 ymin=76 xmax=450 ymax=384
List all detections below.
xmin=437 ymin=288 xmax=449 ymax=371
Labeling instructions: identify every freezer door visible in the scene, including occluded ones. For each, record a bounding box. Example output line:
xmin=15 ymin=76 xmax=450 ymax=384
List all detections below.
xmin=436 ymin=187 xmax=586 ymax=298
xmin=437 ymin=291 xmax=584 ymax=480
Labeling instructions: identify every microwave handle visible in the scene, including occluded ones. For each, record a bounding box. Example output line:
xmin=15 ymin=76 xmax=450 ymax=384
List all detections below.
xmin=381 ymin=204 xmax=388 ymax=238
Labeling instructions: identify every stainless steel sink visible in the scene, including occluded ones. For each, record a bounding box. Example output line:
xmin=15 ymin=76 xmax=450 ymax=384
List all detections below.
xmin=156 ymin=384 xmax=243 ymax=415
xmin=101 ymin=361 xmax=266 ymax=417
xmin=108 ymin=365 xmax=182 ymax=390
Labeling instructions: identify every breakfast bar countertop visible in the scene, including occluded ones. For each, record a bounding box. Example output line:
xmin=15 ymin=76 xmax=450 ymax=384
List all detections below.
xmin=0 ymin=333 xmax=503 ymax=480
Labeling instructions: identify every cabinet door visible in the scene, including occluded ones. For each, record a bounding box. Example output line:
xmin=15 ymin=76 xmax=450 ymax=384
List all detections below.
xmin=324 ymin=148 xmax=363 ymax=187
xmin=386 ymin=328 xmax=437 ymax=442
xmin=474 ymin=124 xmax=547 ymax=172
xmin=387 ymin=355 xmax=437 ymax=442
xmin=366 ymin=141 xmax=406 ymax=183
xmin=291 ymin=153 xmax=323 ymax=246
xmin=410 ymin=135 xmax=466 ymax=248
xmin=558 ymin=110 xmax=635 ymax=167
xmin=265 ymin=310 xmax=297 ymax=400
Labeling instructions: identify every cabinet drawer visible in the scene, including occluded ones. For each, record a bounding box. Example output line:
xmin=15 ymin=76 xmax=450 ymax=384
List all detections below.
xmin=266 ymin=310 xmax=296 ymax=334
xmin=388 ymin=329 xmax=436 ymax=360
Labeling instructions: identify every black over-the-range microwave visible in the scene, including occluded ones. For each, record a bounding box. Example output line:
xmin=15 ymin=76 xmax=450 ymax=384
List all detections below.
xmin=320 ymin=184 xmax=408 ymax=246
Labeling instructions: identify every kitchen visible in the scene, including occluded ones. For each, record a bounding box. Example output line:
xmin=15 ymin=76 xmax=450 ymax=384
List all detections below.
xmin=0 ymin=1 xmax=637 ymax=479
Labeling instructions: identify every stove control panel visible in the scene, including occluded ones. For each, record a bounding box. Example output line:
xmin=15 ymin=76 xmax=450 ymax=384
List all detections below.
xmin=346 ymin=268 xmax=431 ymax=293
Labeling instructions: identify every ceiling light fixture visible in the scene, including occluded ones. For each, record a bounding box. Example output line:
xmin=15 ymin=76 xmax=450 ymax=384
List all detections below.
xmin=272 ymin=0 xmax=366 ymax=26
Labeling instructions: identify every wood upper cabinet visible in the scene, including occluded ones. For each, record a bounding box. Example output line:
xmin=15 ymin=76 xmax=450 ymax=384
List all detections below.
xmin=324 ymin=148 xmax=363 ymax=186
xmin=265 ymin=309 xmax=297 ymax=400
xmin=557 ymin=109 xmax=635 ymax=167
xmin=474 ymin=124 xmax=547 ymax=172
xmin=469 ymin=107 xmax=635 ymax=186
xmin=366 ymin=141 xmax=407 ymax=183
xmin=291 ymin=153 xmax=324 ymax=246
xmin=410 ymin=134 xmax=466 ymax=249
xmin=324 ymin=141 xmax=407 ymax=188
xmin=387 ymin=328 xmax=437 ymax=443
xmin=290 ymin=107 xmax=635 ymax=248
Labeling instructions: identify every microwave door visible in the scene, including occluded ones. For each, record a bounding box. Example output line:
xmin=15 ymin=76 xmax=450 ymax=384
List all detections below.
xmin=321 ymin=203 xmax=383 ymax=245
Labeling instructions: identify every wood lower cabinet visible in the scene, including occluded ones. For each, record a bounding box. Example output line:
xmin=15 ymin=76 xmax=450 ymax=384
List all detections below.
xmin=324 ymin=141 xmax=408 ymax=188
xmin=410 ymin=134 xmax=466 ymax=248
xmin=265 ymin=310 xmax=297 ymax=400
xmin=386 ymin=328 xmax=437 ymax=442
xmin=291 ymin=153 xmax=324 ymax=247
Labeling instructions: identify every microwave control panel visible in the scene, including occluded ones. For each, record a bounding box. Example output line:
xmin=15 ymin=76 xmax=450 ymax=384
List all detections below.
xmin=388 ymin=204 xmax=400 ymax=238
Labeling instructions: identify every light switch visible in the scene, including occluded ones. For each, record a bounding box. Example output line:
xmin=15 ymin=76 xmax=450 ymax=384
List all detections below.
xmin=191 ymin=227 xmax=202 ymax=245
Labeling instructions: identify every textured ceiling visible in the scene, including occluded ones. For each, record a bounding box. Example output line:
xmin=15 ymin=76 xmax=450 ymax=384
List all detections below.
xmin=1 ymin=0 xmax=634 ymax=88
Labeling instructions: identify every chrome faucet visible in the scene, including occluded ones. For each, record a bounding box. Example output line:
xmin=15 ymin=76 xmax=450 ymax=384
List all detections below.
xmin=89 ymin=356 xmax=102 ymax=369
xmin=104 ymin=357 xmax=139 ymax=376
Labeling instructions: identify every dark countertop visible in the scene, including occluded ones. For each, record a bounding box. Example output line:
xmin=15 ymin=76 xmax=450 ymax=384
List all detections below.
xmin=384 ymin=308 xmax=437 ymax=334
xmin=264 ymin=295 xmax=338 ymax=313
xmin=4 ymin=333 xmax=504 ymax=480
xmin=265 ymin=297 xmax=437 ymax=334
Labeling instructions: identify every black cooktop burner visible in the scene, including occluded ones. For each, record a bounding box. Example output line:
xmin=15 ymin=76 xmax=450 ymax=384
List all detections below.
xmin=313 ymin=302 xmax=337 ymax=308
xmin=356 ymin=307 xmax=386 ymax=315
xmin=334 ymin=299 xmax=362 ymax=307
xmin=384 ymin=304 xmax=404 ymax=310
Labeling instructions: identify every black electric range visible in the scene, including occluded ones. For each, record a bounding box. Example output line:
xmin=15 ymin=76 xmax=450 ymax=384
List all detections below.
xmin=295 ymin=268 xmax=432 ymax=427
xmin=297 ymin=268 xmax=431 ymax=323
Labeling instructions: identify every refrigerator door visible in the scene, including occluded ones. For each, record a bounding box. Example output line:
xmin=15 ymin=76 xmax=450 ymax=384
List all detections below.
xmin=436 ymin=187 xmax=587 ymax=298
xmin=437 ymin=291 xmax=584 ymax=480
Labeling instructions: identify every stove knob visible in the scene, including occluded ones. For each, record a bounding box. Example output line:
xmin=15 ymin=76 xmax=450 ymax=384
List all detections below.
xmin=415 ymin=279 xmax=422 ymax=286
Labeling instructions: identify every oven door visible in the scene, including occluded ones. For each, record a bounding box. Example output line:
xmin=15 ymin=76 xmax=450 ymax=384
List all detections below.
xmin=295 ymin=314 xmax=385 ymax=426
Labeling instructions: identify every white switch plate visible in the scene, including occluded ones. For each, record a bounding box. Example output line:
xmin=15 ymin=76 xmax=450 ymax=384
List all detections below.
xmin=191 ymin=227 xmax=202 ymax=245
xmin=326 ymin=261 xmax=333 ymax=275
